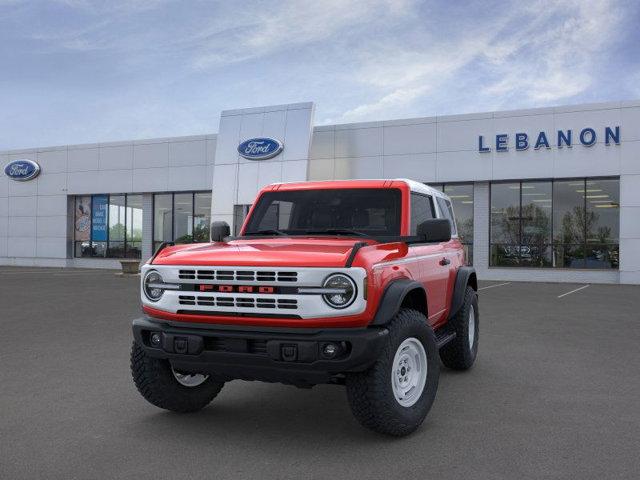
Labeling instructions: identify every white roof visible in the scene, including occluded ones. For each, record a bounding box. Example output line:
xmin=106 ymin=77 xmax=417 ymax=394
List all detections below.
xmin=267 ymin=178 xmax=449 ymax=200
xmin=395 ymin=178 xmax=449 ymax=200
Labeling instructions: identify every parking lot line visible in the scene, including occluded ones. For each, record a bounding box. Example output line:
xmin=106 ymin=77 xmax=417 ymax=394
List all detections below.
xmin=478 ymin=282 xmax=511 ymax=291
xmin=557 ymin=284 xmax=590 ymax=298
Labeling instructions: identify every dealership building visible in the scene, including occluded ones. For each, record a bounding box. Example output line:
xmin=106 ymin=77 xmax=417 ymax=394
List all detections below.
xmin=1 ymin=100 xmax=639 ymax=284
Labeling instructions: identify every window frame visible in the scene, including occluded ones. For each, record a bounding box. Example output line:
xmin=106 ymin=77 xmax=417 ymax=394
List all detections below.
xmin=125 ymin=194 xmax=143 ymax=258
xmin=244 ymin=188 xmax=403 ymax=236
xmin=431 ymin=182 xmax=474 ymax=265
xmin=73 ymin=193 xmax=143 ymax=259
xmin=409 ymin=192 xmax=436 ymax=235
xmin=151 ymin=191 xmax=212 ymax=251
xmin=489 ymin=176 xmax=620 ymax=270
xmin=435 ymin=196 xmax=458 ymax=237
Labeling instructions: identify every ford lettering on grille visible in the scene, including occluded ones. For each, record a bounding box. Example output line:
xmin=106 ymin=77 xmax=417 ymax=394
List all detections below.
xmin=198 ymin=284 xmax=276 ymax=293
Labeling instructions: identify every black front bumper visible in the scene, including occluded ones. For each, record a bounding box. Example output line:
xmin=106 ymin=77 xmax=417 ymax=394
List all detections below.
xmin=132 ymin=317 xmax=388 ymax=386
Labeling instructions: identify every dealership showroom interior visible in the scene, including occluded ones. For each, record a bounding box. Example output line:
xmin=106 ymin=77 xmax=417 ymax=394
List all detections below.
xmin=2 ymin=1 xmax=640 ymax=479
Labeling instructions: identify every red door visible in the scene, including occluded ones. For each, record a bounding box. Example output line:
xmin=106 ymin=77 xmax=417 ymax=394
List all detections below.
xmin=412 ymin=242 xmax=451 ymax=327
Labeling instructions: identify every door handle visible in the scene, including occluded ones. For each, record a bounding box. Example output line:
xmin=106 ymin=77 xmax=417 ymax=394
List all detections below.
xmin=439 ymin=257 xmax=451 ymax=266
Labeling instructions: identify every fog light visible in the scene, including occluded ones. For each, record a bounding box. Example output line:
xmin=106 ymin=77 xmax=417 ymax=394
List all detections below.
xmin=150 ymin=332 xmax=162 ymax=347
xmin=322 ymin=343 xmax=339 ymax=358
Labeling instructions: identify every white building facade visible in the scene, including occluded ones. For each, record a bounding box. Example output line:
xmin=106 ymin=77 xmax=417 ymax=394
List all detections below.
xmin=1 ymin=100 xmax=639 ymax=284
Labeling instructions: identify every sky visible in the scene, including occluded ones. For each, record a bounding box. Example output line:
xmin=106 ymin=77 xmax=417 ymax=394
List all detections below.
xmin=1 ymin=0 xmax=639 ymax=150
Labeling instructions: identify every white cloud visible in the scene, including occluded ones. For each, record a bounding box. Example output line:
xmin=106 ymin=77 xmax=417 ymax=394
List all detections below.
xmin=0 ymin=0 xmax=634 ymax=149
xmin=481 ymin=0 xmax=621 ymax=105
xmin=191 ymin=0 xmax=415 ymax=69
xmin=337 ymin=36 xmax=493 ymax=121
xmin=334 ymin=0 xmax=625 ymax=122
xmin=339 ymin=85 xmax=429 ymax=121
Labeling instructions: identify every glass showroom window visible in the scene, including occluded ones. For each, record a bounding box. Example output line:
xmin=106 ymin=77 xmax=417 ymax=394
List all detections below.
xmin=553 ymin=179 xmax=619 ymax=269
xmin=152 ymin=192 xmax=212 ymax=251
xmin=74 ymin=194 xmax=143 ymax=259
xmin=173 ymin=193 xmax=193 ymax=243
xmin=125 ymin=195 xmax=143 ymax=258
xmin=153 ymin=193 xmax=172 ymax=252
xmin=233 ymin=204 xmax=252 ymax=235
xmin=108 ymin=195 xmax=126 ymax=257
xmin=193 ymin=193 xmax=212 ymax=242
xmin=432 ymin=183 xmax=474 ymax=265
xmin=490 ymin=178 xmax=619 ymax=269
xmin=490 ymin=182 xmax=521 ymax=266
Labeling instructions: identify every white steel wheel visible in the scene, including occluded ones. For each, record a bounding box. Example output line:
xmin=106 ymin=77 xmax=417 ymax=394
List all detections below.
xmin=468 ymin=304 xmax=476 ymax=349
xmin=171 ymin=367 xmax=209 ymax=387
xmin=391 ymin=337 xmax=428 ymax=407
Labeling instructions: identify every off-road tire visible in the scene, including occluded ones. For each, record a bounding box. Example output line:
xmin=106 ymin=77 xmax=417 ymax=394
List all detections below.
xmin=130 ymin=341 xmax=224 ymax=412
xmin=439 ymin=286 xmax=478 ymax=370
xmin=345 ymin=309 xmax=440 ymax=436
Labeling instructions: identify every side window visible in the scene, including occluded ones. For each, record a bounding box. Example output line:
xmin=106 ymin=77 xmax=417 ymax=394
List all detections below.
xmin=410 ymin=193 xmax=435 ymax=235
xmin=437 ymin=197 xmax=458 ymax=236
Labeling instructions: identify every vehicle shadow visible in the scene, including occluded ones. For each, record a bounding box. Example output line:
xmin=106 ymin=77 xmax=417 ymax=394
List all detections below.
xmin=126 ymin=370 xmax=458 ymax=445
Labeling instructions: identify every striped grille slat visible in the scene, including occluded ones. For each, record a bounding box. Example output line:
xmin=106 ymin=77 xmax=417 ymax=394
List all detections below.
xmin=178 ymin=295 xmax=298 ymax=310
xmin=178 ymin=295 xmax=196 ymax=305
xmin=178 ymin=269 xmax=297 ymax=283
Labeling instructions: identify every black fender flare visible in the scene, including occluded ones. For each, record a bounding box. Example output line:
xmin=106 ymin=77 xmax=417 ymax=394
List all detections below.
xmin=371 ymin=279 xmax=427 ymax=326
xmin=448 ymin=266 xmax=477 ymax=319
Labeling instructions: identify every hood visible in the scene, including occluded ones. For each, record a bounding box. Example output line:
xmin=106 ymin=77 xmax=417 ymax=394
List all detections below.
xmin=152 ymin=238 xmax=374 ymax=268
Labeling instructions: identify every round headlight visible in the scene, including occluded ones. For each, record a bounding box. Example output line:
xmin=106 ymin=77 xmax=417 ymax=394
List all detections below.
xmin=322 ymin=274 xmax=356 ymax=309
xmin=143 ymin=270 xmax=164 ymax=302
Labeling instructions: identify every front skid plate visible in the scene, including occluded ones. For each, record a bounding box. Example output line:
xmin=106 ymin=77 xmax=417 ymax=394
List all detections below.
xmin=133 ymin=316 xmax=388 ymax=386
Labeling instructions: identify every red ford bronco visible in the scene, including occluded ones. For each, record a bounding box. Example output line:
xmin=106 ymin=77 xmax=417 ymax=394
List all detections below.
xmin=131 ymin=179 xmax=478 ymax=436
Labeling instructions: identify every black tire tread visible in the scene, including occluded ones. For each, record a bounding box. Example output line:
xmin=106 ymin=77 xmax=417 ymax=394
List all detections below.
xmin=439 ymin=286 xmax=478 ymax=370
xmin=346 ymin=309 xmax=439 ymax=436
xmin=130 ymin=341 xmax=224 ymax=413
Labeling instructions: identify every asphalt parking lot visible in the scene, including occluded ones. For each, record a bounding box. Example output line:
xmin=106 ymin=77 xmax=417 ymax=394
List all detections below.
xmin=1 ymin=268 xmax=639 ymax=479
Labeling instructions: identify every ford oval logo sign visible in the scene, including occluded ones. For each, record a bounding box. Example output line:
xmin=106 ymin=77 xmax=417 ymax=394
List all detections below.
xmin=4 ymin=159 xmax=41 ymax=181
xmin=237 ymin=137 xmax=283 ymax=160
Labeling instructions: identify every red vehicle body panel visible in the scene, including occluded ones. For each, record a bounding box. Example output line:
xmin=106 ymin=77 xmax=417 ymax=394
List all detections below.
xmin=145 ymin=180 xmax=464 ymax=330
xmin=152 ymin=238 xmax=370 ymax=268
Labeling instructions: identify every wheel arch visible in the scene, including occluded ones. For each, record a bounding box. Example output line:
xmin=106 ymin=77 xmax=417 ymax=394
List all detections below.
xmin=371 ymin=279 xmax=428 ymax=326
xmin=448 ymin=266 xmax=477 ymax=320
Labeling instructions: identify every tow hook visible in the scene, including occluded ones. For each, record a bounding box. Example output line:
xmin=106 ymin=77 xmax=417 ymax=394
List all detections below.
xmin=281 ymin=344 xmax=298 ymax=362
xmin=174 ymin=337 xmax=188 ymax=354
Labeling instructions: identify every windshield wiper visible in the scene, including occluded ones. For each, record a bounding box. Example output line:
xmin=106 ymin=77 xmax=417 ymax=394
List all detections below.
xmin=246 ymin=229 xmax=288 ymax=236
xmin=304 ymin=229 xmax=370 ymax=237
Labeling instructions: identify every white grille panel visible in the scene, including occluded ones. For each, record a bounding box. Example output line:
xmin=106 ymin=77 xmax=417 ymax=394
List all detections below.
xmin=143 ymin=265 xmax=367 ymax=319
xmin=178 ymin=269 xmax=297 ymax=283
xmin=178 ymin=295 xmax=298 ymax=310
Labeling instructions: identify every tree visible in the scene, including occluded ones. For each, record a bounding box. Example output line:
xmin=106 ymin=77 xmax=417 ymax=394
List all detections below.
xmin=109 ymin=223 xmax=125 ymax=240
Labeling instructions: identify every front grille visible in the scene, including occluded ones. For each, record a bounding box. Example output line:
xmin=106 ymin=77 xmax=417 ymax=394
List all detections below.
xmin=178 ymin=295 xmax=298 ymax=310
xmin=178 ymin=269 xmax=298 ymax=283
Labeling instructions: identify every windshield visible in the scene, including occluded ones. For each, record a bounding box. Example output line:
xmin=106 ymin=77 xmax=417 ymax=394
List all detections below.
xmin=243 ymin=188 xmax=402 ymax=237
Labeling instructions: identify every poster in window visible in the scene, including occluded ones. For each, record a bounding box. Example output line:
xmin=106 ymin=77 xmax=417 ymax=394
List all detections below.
xmin=91 ymin=195 xmax=108 ymax=242
xmin=74 ymin=196 xmax=91 ymax=241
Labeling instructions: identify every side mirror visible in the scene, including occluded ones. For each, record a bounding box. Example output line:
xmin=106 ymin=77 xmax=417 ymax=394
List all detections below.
xmin=417 ymin=219 xmax=451 ymax=243
xmin=210 ymin=221 xmax=231 ymax=242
